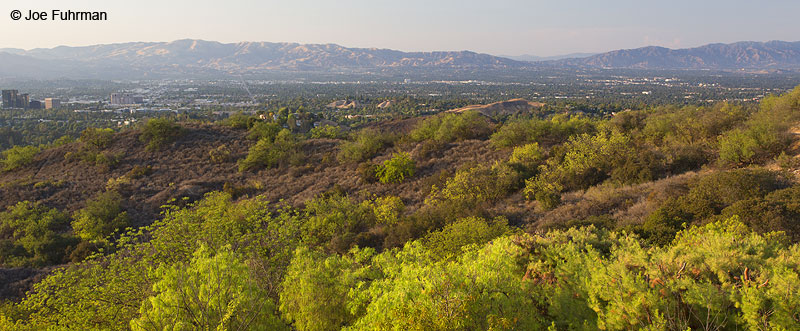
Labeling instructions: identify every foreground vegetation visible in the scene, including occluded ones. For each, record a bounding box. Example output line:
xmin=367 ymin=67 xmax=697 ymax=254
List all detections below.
xmin=1 ymin=87 xmax=800 ymax=329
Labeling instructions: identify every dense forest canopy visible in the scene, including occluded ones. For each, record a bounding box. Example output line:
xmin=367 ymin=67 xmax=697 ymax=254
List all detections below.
xmin=0 ymin=86 xmax=799 ymax=329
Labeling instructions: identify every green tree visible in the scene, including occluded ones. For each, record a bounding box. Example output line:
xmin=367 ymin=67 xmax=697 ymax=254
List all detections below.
xmin=239 ymin=129 xmax=300 ymax=171
xmin=410 ymin=111 xmax=491 ymax=143
xmin=247 ymin=121 xmax=282 ymax=141
xmin=337 ymin=128 xmax=390 ymax=164
xmin=280 ymin=246 xmax=378 ymax=331
xmin=139 ymin=119 xmax=184 ymax=151
xmin=1 ymin=145 xmax=39 ymax=172
xmin=71 ymin=191 xmax=130 ymax=243
xmin=310 ymin=125 xmax=342 ymax=139
xmin=0 ymin=201 xmax=75 ymax=267
xmin=80 ymin=127 xmax=115 ymax=149
xmin=508 ymin=142 xmax=544 ymax=177
xmin=349 ymin=237 xmax=545 ymax=330
xmin=376 ymin=152 xmax=416 ymax=184
xmin=131 ymin=245 xmax=287 ymax=331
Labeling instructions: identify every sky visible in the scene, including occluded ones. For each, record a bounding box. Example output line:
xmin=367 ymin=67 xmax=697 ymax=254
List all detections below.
xmin=2 ymin=0 xmax=799 ymax=56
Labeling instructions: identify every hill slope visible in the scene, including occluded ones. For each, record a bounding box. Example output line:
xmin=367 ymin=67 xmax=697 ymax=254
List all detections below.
xmin=449 ymin=98 xmax=545 ymax=117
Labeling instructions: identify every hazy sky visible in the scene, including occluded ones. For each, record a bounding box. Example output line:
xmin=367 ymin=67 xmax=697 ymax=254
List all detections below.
xmin=2 ymin=0 xmax=799 ymax=56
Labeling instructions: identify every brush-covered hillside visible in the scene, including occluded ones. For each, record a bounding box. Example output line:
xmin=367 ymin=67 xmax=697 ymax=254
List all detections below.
xmin=1 ymin=87 xmax=800 ymax=329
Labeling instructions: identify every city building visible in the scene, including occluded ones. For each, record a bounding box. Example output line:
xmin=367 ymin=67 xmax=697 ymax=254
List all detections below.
xmin=18 ymin=93 xmax=29 ymax=109
xmin=45 ymin=98 xmax=61 ymax=109
xmin=110 ymin=93 xmax=144 ymax=105
xmin=1 ymin=90 xmax=16 ymax=108
xmin=1 ymin=90 xmax=31 ymax=109
xmin=28 ymin=100 xmax=43 ymax=109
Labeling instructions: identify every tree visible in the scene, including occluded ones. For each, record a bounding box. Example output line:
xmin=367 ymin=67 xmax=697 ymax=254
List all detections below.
xmin=72 ymin=191 xmax=130 ymax=243
xmin=349 ymin=237 xmax=545 ymax=330
xmin=337 ymin=128 xmax=390 ymax=164
xmin=376 ymin=152 xmax=416 ymax=184
xmin=410 ymin=111 xmax=491 ymax=143
xmin=279 ymin=246 xmax=378 ymax=331
xmin=508 ymin=142 xmax=544 ymax=178
xmin=247 ymin=121 xmax=282 ymax=141
xmin=0 ymin=201 xmax=75 ymax=267
xmin=139 ymin=119 xmax=184 ymax=151
xmin=131 ymin=245 xmax=287 ymax=331
xmin=239 ymin=129 xmax=300 ymax=171
xmin=310 ymin=125 xmax=342 ymax=139
xmin=1 ymin=145 xmax=39 ymax=172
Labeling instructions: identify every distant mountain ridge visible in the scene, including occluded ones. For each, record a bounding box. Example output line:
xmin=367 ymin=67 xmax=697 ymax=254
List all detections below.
xmin=1 ymin=39 xmax=800 ymax=79
xmin=501 ymin=53 xmax=597 ymax=62
xmin=556 ymin=41 xmax=800 ymax=69
xmin=0 ymin=39 xmax=522 ymax=79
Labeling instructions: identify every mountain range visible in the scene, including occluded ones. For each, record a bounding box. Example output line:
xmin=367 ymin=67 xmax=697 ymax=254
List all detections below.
xmin=558 ymin=41 xmax=800 ymax=70
xmin=1 ymin=39 xmax=799 ymax=79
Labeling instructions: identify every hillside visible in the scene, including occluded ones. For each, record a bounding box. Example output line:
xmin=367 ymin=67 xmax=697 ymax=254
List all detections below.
xmin=0 ymin=120 xmax=507 ymax=228
xmin=449 ymin=98 xmax=545 ymax=117
xmin=2 ymin=87 xmax=800 ymax=329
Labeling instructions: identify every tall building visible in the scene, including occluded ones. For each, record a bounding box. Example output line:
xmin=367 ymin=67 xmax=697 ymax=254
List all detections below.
xmin=18 ymin=94 xmax=29 ymax=109
xmin=2 ymin=90 xmax=18 ymax=109
xmin=45 ymin=98 xmax=61 ymax=109
xmin=110 ymin=93 xmax=144 ymax=105
xmin=1 ymin=90 xmax=32 ymax=109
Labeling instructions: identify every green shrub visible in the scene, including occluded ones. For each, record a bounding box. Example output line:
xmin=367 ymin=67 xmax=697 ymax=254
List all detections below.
xmin=208 ymin=144 xmax=232 ymax=164
xmin=139 ymin=119 xmax=184 ymax=151
xmin=523 ymin=130 xmax=634 ymax=208
xmin=105 ymin=175 xmax=132 ymax=192
xmin=301 ymin=193 xmax=376 ymax=251
xmin=246 ymin=121 xmax=282 ymax=141
xmin=640 ymin=168 xmax=786 ymax=244
xmin=71 ymin=191 xmax=130 ymax=243
xmin=239 ymin=139 xmax=281 ymax=171
xmin=279 ymin=246 xmax=377 ymax=331
xmin=376 ymin=152 xmax=415 ymax=184
xmin=131 ymin=245 xmax=287 ymax=331
xmin=508 ymin=142 xmax=544 ymax=177
xmin=427 ymin=162 xmax=519 ymax=211
xmin=717 ymin=88 xmax=799 ymax=166
xmin=422 ymin=216 xmax=512 ymax=260
xmin=222 ymin=113 xmax=254 ymax=129
xmin=409 ymin=111 xmax=491 ymax=143
xmin=92 ymin=151 xmax=123 ymax=171
xmin=50 ymin=135 xmax=75 ymax=148
xmin=357 ymin=162 xmax=379 ymax=183
xmin=0 ymin=201 xmax=75 ymax=267
xmin=310 ymin=125 xmax=342 ymax=139
xmin=238 ymin=129 xmax=300 ymax=172
xmin=126 ymin=165 xmax=153 ymax=179
xmin=1 ymin=145 xmax=39 ymax=172
xmin=337 ymin=129 xmax=390 ymax=164
xmin=369 ymin=196 xmax=405 ymax=225
xmin=641 ymin=104 xmax=743 ymax=147
xmin=682 ymin=168 xmax=785 ymax=218
xmin=79 ymin=128 xmax=114 ymax=149
xmin=490 ymin=115 xmax=595 ymax=148
xmin=523 ymin=179 xmax=562 ymax=210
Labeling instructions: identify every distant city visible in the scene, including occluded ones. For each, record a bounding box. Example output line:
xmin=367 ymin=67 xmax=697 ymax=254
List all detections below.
xmin=1 ymin=90 xmax=146 ymax=110
xmin=1 ymin=89 xmax=62 ymax=110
